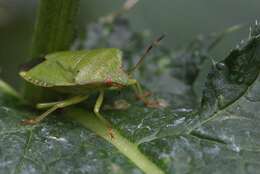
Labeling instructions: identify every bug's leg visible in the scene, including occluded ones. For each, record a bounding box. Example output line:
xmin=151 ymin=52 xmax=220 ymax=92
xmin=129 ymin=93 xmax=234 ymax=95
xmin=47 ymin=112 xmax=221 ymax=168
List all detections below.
xmin=94 ymin=90 xmax=109 ymax=124
xmin=132 ymin=80 xmax=151 ymax=100
xmin=130 ymin=79 xmax=162 ymax=108
xmin=94 ymin=90 xmax=114 ymax=139
xmin=21 ymin=95 xmax=88 ymax=125
xmin=130 ymin=79 xmax=151 ymax=101
xmin=36 ymin=101 xmax=63 ymax=109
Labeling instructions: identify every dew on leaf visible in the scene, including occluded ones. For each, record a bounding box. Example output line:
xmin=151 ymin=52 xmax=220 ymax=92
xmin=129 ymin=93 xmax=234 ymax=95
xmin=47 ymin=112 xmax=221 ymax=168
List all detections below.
xmin=230 ymin=143 xmax=241 ymax=152
xmin=236 ymin=76 xmax=244 ymax=84
xmin=47 ymin=136 xmax=68 ymax=143
xmin=216 ymin=62 xmax=226 ymax=71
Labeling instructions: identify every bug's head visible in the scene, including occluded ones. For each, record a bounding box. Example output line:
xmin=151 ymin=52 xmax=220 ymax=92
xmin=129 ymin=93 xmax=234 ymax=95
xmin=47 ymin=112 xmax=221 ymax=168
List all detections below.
xmin=128 ymin=34 xmax=165 ymax=74
xmin=19 ymin=56 xmax=46 ymax=73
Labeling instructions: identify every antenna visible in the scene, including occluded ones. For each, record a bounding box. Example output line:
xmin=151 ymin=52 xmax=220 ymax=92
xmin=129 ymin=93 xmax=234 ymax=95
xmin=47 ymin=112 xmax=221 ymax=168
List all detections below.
xmin=128 ymin=34 xmax=165 ymax=74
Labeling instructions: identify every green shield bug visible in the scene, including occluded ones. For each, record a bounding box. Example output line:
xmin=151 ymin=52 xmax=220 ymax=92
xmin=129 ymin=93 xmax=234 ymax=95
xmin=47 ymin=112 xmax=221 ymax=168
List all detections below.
xmin=19 ymin=35 xmax=165 ymax=125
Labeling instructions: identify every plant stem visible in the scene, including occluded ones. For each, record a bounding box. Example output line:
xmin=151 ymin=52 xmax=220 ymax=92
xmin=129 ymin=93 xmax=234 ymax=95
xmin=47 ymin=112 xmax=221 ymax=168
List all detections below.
xmin=0 ymin=79 xmax=165 ymax=173
xmin=65 ymin=108 xmax=165 ymax=174
xmin=23 ymin=0 xmax=80 ymax=103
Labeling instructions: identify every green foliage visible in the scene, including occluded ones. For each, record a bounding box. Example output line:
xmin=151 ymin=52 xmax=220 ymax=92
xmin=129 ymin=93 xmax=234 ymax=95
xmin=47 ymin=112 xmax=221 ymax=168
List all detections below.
xmin=0 ymin=102 xmax=143 ymax=174
xmin=1 ymin=11 xmax=260 ymax=174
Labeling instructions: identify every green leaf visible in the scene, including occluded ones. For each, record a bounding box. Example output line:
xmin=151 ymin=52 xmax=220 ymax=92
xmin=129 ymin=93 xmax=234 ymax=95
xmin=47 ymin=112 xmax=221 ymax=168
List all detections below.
xmin=133 ymin=25 xmax=260 ymax=173
xmin=2 ymin=15 xmax=260 ymax=174
xmin=0 ymin=94 xmax=145 ymax=174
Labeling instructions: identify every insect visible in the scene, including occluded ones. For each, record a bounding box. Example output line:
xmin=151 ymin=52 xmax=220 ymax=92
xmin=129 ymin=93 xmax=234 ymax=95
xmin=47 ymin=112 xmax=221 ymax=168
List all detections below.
xmin=19 ymin=35 xmax=165 ymax=125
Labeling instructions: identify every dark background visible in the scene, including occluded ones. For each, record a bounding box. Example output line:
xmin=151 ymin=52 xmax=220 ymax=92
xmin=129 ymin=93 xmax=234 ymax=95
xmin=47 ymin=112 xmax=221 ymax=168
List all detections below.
xmin=0 ymin=0 xmax=259 ymax=88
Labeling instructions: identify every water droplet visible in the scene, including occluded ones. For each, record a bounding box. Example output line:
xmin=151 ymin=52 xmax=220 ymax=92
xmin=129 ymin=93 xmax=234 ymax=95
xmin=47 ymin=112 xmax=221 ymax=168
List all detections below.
xmin=216 ymin=62 xmax=226 ymax=70
xmin=175 ymin=108 xmax=193 ymax=112
xmin=48 ymin=136 xmax=68 ymax=143
xmin=237 ymin=77 xmax=244 ymax=84
xmin=230 ymin=143 xmax=240 ymax=152
xmin=173 ymin=117 xmax=185 ymax=126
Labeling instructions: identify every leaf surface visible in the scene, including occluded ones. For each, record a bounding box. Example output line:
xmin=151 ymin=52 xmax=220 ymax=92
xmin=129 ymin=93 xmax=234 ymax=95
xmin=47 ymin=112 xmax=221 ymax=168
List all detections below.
xmin=1 ymin=18 xmax=260 ymax=174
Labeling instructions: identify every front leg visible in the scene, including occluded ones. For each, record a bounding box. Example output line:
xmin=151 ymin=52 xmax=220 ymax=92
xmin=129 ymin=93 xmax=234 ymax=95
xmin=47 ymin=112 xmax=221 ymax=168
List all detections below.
xmin=94 ymin=90 xmax=114 ymax=138
xmin=129 ymin=79 xmax=165 ymax=108
xmin=94 ymin=90 xmax=110 ymax=125
xmin=21 ymin=95 xmax=88 ymax=125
